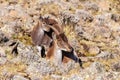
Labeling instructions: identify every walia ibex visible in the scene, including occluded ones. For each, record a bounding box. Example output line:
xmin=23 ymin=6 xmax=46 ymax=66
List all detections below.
xmin=31 ymin=16 xmax=83 ymax=68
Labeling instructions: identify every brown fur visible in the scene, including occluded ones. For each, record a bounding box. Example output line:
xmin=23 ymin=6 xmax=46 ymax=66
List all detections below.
xmin=46 ymin=39 xmax=71 ymax=64
xmin=45 ymin=23 xmax=62 ymax=35
xmin=31 ymin=21 xmax=44 ymax=45
xmin=46 ymin=40 xmax=74 ymax=64
xmin=62 ymin=56 xmax=70 ymax=63
xmin=31 ymin=18 xmax=83 ymax=67
xmin=31 ymin=21 xmax=52 ymax=47
xmin=46 ymin=40 xmax=70 ymax=64
xmin=42 ymin=34 xmax=52 ymax=47
xmin=56 ymin=33 xmax=72 ymax=52
xmin=46 ymin=41 xmax=56 ymax=59
xmin=41 ymin=17 xmax=72 ymax=51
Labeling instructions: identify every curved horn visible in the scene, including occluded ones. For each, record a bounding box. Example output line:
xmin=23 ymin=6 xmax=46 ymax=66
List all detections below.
xmin=47 ymin=24 xmax=63 ymax=35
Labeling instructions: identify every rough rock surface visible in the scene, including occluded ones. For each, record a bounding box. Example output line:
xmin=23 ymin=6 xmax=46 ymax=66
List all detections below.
xmin=0 ymin=0 xmax=120 ymax=80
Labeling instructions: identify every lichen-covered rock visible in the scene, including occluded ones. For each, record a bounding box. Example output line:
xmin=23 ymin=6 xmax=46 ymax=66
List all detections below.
xmin=78 ymin=62 xmax=105 ymax=80
xmin=66 ymin=74 xmax=84 ymax=80
xmin=84 ymin=2 xmax=99 ymax=12
xmin=17 ymin=42 xmax=39 ymax=64
xmin=0 ymin=31 xmax=9 ymax=44
xmin=89 ymin=62 xmax=105 ymax=74
xmin=51 ymin=74 xmax=62 ymax=80
xmin=0 ymin=4 xmax=9 ymax=17
xmin=93 ymin=26 xmax=111 ymax=38
xmin=99 ymin=72 xmax=120 ymax=80
xmin=0 ymin=0 xmax=120 ymax=80
xmin=111 ymin=61 xmax=120 ymax=72
xmin=0 ymin=57 xmax=7 ymax=65
xmin=75 ymin=25 xmax=94 ymax=40
xmin=57 ymin=61 xmax=79 ymax=74
xmin=26 ymin=60 xmax=55 ymax=75
xmin=60 ymin=11 xmax=78 ymax=25
xmin=75 ymin=25 xmax=84 ymax=35
xmin=12 ymin=75 xmax=29 ymax=80
xmin=96 ymin=51 xmax=115 ymax=60
xmin=88 ymin=46 xmax=100 ymax=55
xmin=60 ymin=9 xmax=94 ymax=25
xmin=95 ymin=14 xmax=111 ymax=26
xmin=0 ymin=24 xmax=15 ymax=38
xmin=37 ymin=0 xmax=54 ymax=5
xmin=76 ymin=10 xmax=93 ymax=22
xmin=111 ymin=14 xmax=120 ymax=22
xmin=0 ymin=47 xmax=6 ymax=57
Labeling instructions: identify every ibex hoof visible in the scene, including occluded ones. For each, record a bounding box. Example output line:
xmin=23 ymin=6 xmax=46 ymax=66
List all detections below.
xmin=41 ymin=54 xmax=46 ymax=58
xmin=79 ymin=59 xmax=84 ymax=69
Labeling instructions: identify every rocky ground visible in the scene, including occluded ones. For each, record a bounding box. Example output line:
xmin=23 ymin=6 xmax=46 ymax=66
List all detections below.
xmin=0 ymin=0 xmax=120 ymax=80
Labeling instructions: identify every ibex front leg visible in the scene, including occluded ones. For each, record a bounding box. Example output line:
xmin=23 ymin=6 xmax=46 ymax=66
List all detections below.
xmin=36 ymin=45 xmax=46 ymax=58
xmin=62 ymin=49 xmax=83 ymax=68
xmin=41 ymin=46 xmax=46 ymax=58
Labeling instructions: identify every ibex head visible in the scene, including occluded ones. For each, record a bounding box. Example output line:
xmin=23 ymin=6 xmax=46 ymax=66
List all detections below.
xmin=39 ymin=16 xmax=62 ymax=36
xmin=39 ymin=16 xmax=58 ymax=25
xmin=39 ymin=16 xmax=72 ymax=51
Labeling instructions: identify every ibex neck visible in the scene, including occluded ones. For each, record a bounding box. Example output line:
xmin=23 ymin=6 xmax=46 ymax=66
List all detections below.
xmin=46 ymin=40 xmax=62 ymax=58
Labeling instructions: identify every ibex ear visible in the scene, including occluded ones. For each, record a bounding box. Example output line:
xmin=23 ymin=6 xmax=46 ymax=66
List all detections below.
xmin=39 ymin=15 xmax=43 ymax=21
xmin=46 ymin=16 xmax=49 ymax=19
xmin=44 ymin=16 xmax=49 ymax=20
